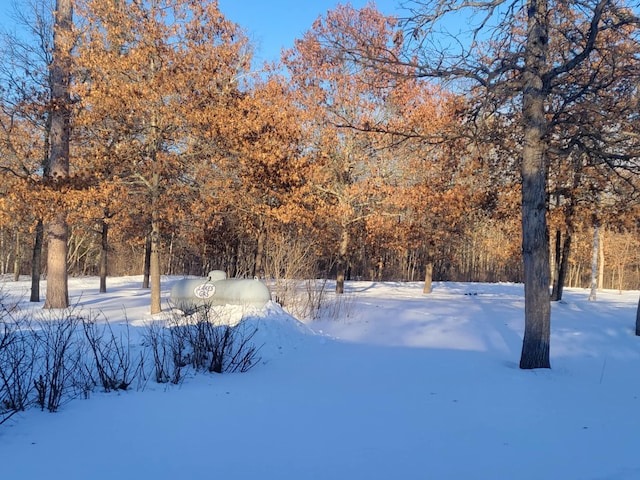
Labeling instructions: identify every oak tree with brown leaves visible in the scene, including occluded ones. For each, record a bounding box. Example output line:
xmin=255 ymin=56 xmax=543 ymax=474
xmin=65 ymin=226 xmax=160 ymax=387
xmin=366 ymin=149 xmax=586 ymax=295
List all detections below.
xmin=74 ymin=0 xmax=251 ymax=313
xmin=284 ymin=4 xmax=444 ymax=294
xmin=393 ymin=0 xmax=639 ymax=368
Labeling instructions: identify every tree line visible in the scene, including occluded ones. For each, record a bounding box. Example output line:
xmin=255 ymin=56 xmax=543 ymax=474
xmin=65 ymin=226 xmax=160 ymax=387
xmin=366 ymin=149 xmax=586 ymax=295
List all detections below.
xmin=0 ymin=0 xmax=639 ymax=369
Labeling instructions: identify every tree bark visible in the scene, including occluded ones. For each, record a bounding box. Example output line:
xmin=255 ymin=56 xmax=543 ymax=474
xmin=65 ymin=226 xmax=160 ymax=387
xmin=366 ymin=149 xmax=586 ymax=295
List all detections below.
xmin=335 ymin=227 xmax=350 ymax=294
xmin=550 ymin=230 xmax=561 ymax=298
xmin=551 ymin=231 xmax=571 ymax=301
xmin=423 ymin=261 xmax=433 ymax=294
xmin=30 ymin=220 xmax=43 ymax=302
xmin=13 ymin=230 xmax=20 ymax=282
xmin=44 ymin=0 xmax=73 ymax=309
xmin=142 ymin=234 xmax=151 ymax=289
xmin=229 ymin=241 xmax=239 ymax=278
xmin=150 ymin=213 xmax=161 ymax=314
xmin=597 ymin=228 xmax=604 ymax=290
xmin=519 ymin=0 xmax=551 ymax=369
xmin=44 ymin=218 xmax=69 ymax=308
xmin=635 ymin=295 xmax=640 ymax=336
xmin=99 ymin=220 xmax=108 ymax=293
xmin=253 ymin=224 xmax=266 ymax=279
xmin=375 ymin=256 xmax=382 ymax=281
xmin=588 ymin=223 xmax=599 ymax=301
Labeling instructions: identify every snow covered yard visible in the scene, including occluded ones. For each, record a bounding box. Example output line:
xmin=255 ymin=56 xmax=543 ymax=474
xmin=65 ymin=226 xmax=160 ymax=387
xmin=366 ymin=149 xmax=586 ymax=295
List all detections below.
xmin=1 ymin=276 xmax=640 ymax=480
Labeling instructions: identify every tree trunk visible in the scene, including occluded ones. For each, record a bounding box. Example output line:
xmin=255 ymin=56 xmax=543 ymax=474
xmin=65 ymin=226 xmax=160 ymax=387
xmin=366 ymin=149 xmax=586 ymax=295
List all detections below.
xmin=551 ymin=231 xmax=571 ymax=301
xmin=0 ymin=228 xmax=5 ymax=275
xmin=597 ymin=228 xmax=604 ymax=290
xmin=142 ymin=234 xmax=151 ymax=289
xmin=99 ymin=220 xmax=108 ymax=293
xmin=550 ymin=230 xmax=561 ymax=298
xmin=588 ymin=224 xmax=599 ymax=301
xmin=253 ymin=224 xmax=266 ymax=279
xmin=30 ymin=220 xmax=43 ymax=302
xmin=229 ymin=241 xmax=239 ymax=278
xmin=150 ymin=215 xmax=161 ymax=314
xmin=423 ymin=261 xmax=433 ymax=294
xmin=376 ymin=256 xmax=383 ymax=281
xmin=635 ymin=295 xmax=640 ymax=336
xmin=335 ymin=227 xmax=350 ymax=294
xmin=13 ymin=230 xmax=20 ymax=282
xmin=519 ymin=0 xmax=551 ymax=369
xmin=44 ymin=0 xmax=73 ymax=309
xmin=44 ymin=216 xmax=69 ymax=308
xmin=167 ymin=232 xmax=174 ymax=276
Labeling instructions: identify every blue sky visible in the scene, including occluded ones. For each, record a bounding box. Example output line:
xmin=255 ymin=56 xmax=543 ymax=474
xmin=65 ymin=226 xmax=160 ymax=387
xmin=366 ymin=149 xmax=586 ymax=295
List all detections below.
xmin=217 ymin=1 xmax=401 ymax=63
xmin=0 ymin=0 xmax=402 ymax=64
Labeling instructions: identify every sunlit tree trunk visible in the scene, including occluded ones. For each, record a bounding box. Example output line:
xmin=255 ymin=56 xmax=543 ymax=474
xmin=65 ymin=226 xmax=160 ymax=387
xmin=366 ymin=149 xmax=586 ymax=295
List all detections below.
xmin=150 ymin=219 xmax=161 ymax=314
xmin=519 ymin=0 xmax=551 ymax=369
xmin=44 ymin=219 xmax=69 ymax=308
xmin=44 ymin=0 xmax=73 ymax=309
xmin=150 ymin=176 xmax=161 ymax=314
xmin=423 ymin=261 xmax=433 ymax=294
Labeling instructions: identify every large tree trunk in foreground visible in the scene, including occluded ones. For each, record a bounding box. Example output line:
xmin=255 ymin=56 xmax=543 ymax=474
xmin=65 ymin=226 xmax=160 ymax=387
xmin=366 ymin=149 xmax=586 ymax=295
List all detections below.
xmin=519 ymin=0 xmax=551 ymax=369
xmin=44 ymin=217 xmax=69 ymax=308
xmin=44 ymin=0 xmax=73 ymax=309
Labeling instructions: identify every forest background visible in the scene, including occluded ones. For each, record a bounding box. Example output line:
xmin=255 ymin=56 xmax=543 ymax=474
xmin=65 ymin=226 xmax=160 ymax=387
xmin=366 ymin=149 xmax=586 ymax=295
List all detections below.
xmin=0 ymin=0 xmax=639 ymax=326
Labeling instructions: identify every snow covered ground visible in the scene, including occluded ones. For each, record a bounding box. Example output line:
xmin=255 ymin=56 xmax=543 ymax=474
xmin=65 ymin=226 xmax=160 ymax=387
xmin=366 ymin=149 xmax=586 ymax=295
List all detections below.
xmin=1 ymin=276 xmax=639 ymax=480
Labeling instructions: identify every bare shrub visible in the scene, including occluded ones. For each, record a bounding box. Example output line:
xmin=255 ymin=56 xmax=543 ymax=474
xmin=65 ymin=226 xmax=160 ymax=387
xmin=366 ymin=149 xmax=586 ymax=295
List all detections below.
xmin=82 ymin=312 xmax=143 ymax=392
xmin=178 ymin=307 xmax=262 ymax=374
xmin=166 ymin=318 xmax=189 ymax=382
xmin=143 ymin=318 xmax=188 ymax=385
xmin=0 ymin=316 xmax=38 ymax=419
xmin=272 ymin=278 xmax=356 ymax=322
xmin=143 ymin=306 xmax=262 ymax=383
xmin=220 ymin=321 xmax=262 ymax=373
xmin=318 ymin=289 xmax=357 ymax=321
xmin=33 ymin=306 xmax=89 ymax=412
xmin=0 ymin=290 xmax=38 ymax=424
xmin=263 ymin=231 xmax=334 ymax=320
xmin=144 ymin=320 xmax=171 ymax=384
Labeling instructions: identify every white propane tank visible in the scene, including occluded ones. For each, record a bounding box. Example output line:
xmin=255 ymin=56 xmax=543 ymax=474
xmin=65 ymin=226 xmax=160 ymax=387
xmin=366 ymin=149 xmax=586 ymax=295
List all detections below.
xmin=170 ymin=270 xmax=271 ymax=313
